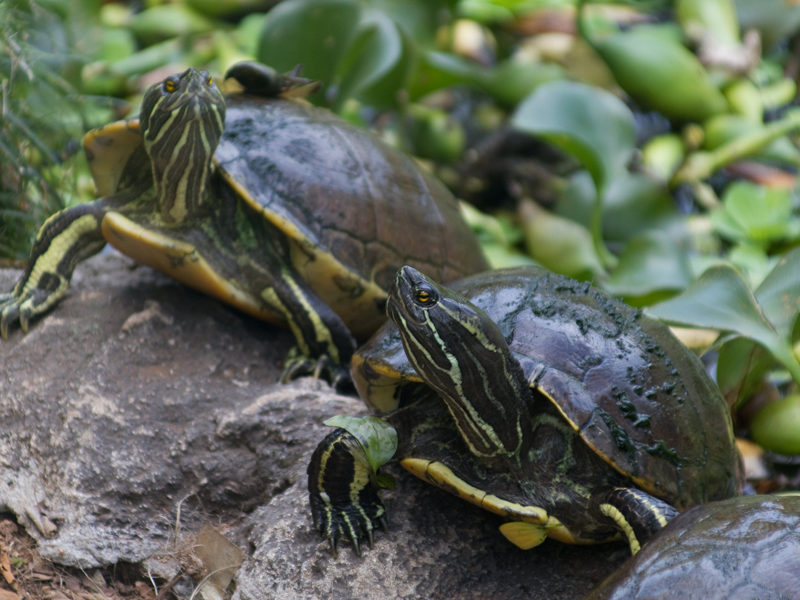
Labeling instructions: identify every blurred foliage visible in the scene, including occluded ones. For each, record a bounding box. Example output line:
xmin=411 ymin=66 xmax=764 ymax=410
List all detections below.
xmin=4 ymin=0 xmax=800 ymax=466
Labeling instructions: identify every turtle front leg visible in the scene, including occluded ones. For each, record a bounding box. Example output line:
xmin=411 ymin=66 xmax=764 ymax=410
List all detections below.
xmin=1 ymin=202 xmax=107 ymax=338
xmin=597 ymin=487 xmax=679 ymax=554
xmin=259 ymin=266 xmax=357 ymax=390
xmin=307 ymin=428 xmax=388 ymax=556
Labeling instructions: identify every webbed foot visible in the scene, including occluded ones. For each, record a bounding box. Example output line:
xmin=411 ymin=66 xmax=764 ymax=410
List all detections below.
xmin=281 ymin=347 xmax=354 ymax=393
xmin=307 ymin=428 xmax=388 ymax=556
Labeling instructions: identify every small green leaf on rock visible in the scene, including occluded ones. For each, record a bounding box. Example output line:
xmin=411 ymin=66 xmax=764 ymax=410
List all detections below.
xmin=324 ymin=415 xmax=398 ymax=472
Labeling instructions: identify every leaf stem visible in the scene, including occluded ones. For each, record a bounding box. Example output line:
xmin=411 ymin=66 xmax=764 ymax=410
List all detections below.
xmin=672 ymin=109 xmax=800 ymax=184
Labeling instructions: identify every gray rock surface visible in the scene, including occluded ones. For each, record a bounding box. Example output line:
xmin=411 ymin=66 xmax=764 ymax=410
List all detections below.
xmin=0 ymin=250 xmax=627 ymax=598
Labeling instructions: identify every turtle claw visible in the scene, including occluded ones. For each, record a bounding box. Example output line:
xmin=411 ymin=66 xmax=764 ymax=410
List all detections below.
xmin=309 ymin=486 xmax=385 ymax=557
xmin=281 ymin=348 xmax=354 ymax=393
xmin=0 ymin=274 xmax=68 ymax=339
xmin=308 ymin=429 xmax=388 ymax=557
xmin=1 ymin=292 xmax=38 ymax=338
xmin=0 ymin=295 xmax=22 ymax=339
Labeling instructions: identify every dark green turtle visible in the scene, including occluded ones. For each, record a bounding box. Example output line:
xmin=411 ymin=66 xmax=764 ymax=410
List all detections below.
xmin=308 ymin=265 xmax=741 ymax=554
xmin=586 ymin=494 xmax=800 ymax=599
xmin=0 ymin=62 xmax=487 ymax=385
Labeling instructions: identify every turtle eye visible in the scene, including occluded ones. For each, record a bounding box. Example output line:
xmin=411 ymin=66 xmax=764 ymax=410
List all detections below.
xmin=207 ymin=75 xmax=214 ymax=86
xmin=163 ymin=78 xmax=177 ymax=93
xmin=414 ymin=287 xmax=437 ymax=306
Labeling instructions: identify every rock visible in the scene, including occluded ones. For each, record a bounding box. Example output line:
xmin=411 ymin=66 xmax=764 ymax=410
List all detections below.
xmin=0 ymin=250 xmax=626 ymax=598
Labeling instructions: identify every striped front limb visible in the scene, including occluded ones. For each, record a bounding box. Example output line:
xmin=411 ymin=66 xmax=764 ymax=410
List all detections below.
xmin=261 ymin=266 xmax=357 ymax=390
xmin=598 ymin=487 xmax=679 ymax=554
xmin=0 ymin=202 xmax=107 ymax=338
xmin=307 ymin=428 xmax=388 ymax=556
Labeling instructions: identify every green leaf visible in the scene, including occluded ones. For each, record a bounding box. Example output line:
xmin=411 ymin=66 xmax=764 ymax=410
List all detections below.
xmin=412 ymin=51 xmax=563 ymax=106
xmin=257 ymin=0 xmax=361 ymax=91
xmin=716 ymin=337 xmax=774 ymax=408
xmin=647 ymin=265 xmax=776 ymax=340
xmin=726 ymin=243 xmax=773 ymax=287
xmin=711 ymin=181 xmax=794 ymax=244
xmin=511 ymin=80 xmax=635 ymax=196
xmin=335 ymin=9 xmax=407 ymax=108
xmin=257 ymin=0 xmax=412 ymax=108
xmin=604 ymin=231 xmax=692 ymax=297
xmin=519 ymin=199 xmax=603 ymax=280
xmin=324 ymin=415 xmax=398 ymax=472
xmin=754 ymin=246 xmax=800 ymax=339
xmin=556 ymin=172 xmax=684 ymax=244
xmin=586 ymin=24 xmax=727 ymax=122
xmin=647 ymin=264 xmax=800 ymax=382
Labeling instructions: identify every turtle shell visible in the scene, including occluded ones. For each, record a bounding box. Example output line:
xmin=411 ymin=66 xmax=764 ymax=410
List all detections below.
xmin=83 ymin=92 xmax=487 ymax=340
xmin=352 ymin=266 xmax=741 ymax=509
xmin=586 ymin=494 xmax=800 ymax=599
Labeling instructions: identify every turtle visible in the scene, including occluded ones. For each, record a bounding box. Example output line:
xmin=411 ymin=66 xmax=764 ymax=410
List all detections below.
xmin=307 ymin=265 xmax=742 ymax=555
xmin=585 ymin=494 xmax=800 ymax=599
xmin=0 ymin=62 xmax=488 ymax=386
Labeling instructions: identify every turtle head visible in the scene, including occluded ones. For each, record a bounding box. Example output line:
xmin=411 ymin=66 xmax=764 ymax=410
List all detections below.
xmin=140 ymin=68 xmax=226 ymax=223
xmin=388 ymin=266 xmax=530 ymax=460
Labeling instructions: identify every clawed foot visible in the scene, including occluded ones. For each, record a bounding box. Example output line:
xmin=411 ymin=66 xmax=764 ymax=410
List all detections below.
xmin=307 ymin=428 xmax=389 ymax=556
xmin=0 ymin=288 xmax=42 ymax=339
xmin=0 ymin=269 xmax=70 ymax=339
xmin=281 ymin=347 xmax=354 ymax=393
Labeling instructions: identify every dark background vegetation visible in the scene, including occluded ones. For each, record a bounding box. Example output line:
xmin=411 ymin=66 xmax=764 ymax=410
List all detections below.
xmin=2 ymin=0 xmax=800 ymax=505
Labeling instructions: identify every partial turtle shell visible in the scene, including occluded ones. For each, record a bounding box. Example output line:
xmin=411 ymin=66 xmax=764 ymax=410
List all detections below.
xmin=353 ymin=266 xmax=741 ymax=509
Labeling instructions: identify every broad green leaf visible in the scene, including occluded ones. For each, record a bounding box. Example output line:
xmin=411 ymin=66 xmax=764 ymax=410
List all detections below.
xmin=511 ymin=80 xmax=635 ymax=196
xmin=726 ymin=243 xmax=773 ymax=288
xmin=587 ymin=24 xmax=727 ymax=122
xmin=648 ymin=265 xmax=800 ymax=382
xmin=257 ymin=0 xmax=361 ymax=90
xmin=647 ymin=265 xmax=776 ymax=341
xmin=711 ymin=181 xmax=794 ymax=244
xmin=412 ymin=51 xmax=563 ymax=106
xmin=556 ymin=172 xmax=684 ymax=244
xmin=324 ymin=415 xmax=398 ymax=472
xmin=604 ymin=231 xmax=692 ymax=297
xmin=755 ymin=246 xmax=800 ymax=339
xmin=370 ymin=0 xmax=453 ymax=45
xmin=717 ymin=337 xmax=774 ymax=408
xmin=519 ymin=199 xmax=603 ymax=281
xmin=257 ymin=0 xmax=412 ymax=108
xmin=335 ymin=9 xmax=408 ymax=108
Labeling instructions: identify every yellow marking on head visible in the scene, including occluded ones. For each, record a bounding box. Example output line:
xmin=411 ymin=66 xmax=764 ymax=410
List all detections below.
xmin=600 ymin=502 xmax=641 ymax=555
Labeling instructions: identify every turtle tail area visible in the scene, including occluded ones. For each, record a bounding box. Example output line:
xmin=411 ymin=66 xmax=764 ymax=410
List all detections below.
xmin=598 ymin=487 xmax=679 ymax=554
